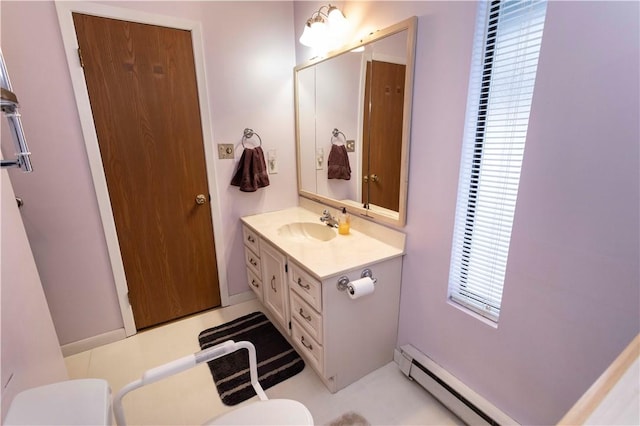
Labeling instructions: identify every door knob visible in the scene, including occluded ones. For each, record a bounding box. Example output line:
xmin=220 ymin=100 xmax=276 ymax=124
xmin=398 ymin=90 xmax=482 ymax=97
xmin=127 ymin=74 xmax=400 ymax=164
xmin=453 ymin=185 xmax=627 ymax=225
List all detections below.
xmin=195 ymin=194 xmax=207 ymax=205
xmin=363 ymin=175 xmax=368 ymax=183
xmin=370 ymin=174 xmax=379 ymax=182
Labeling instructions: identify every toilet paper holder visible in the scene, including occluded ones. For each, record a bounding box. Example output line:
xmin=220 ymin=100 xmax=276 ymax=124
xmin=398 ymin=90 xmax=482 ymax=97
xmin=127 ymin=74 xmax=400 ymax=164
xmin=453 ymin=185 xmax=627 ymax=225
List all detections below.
xmin=337 ymin=268 xmax=377 ymax=292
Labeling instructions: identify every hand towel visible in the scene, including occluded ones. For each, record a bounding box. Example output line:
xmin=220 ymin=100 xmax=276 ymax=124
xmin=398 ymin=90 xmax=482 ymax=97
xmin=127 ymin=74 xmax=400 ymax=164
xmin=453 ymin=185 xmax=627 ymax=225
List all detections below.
xmin=327 ymin=144 xmax=351 ymax=180
xmin=230 ymin=146 xmax=270 ymax=192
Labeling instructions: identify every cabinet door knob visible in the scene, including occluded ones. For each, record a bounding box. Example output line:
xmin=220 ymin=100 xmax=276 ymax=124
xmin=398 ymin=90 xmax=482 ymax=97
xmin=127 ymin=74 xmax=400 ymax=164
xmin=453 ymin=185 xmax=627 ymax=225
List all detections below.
xmin=251 ymin=279 xmax=259 ymax=288
xmin=299 ymin=308 xmax=311 ymax=322
xmin=301 ymin=336 xmax=313 ymax=350
xmin=271 ymin=275 xmax=277 ymax=292
xmin=297 ymin=278 xmax=311 ymax=290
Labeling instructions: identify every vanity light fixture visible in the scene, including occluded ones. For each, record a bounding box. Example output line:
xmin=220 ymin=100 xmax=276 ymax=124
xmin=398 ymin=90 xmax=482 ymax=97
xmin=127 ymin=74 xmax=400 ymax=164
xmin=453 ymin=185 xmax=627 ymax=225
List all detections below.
xmin=299 ymin=4 xmax=348 ymax=50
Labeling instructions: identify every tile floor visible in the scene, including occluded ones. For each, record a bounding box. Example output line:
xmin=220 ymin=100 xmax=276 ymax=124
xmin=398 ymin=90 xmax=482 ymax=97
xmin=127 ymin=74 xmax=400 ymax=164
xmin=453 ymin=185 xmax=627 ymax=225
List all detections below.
xmin=65 ymin=299 xmax=462 ymax=425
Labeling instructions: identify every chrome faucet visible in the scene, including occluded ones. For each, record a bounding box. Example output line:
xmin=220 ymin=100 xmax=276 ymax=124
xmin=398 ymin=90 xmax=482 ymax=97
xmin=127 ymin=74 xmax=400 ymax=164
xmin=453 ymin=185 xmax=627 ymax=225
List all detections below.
xmin=320 ymin=209 xmax=339 ymax=228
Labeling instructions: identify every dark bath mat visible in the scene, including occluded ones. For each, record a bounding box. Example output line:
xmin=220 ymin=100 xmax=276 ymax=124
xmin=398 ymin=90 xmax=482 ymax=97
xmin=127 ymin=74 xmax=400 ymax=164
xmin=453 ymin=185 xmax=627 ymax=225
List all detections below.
xmin=197 ymin=311 xmax=305 ymax=406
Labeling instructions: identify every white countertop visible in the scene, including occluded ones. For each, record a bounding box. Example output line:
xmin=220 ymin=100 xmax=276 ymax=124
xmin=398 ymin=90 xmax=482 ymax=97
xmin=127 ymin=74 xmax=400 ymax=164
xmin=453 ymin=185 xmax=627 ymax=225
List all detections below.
xmin=241 ymin=206 xmax=405 ymax=280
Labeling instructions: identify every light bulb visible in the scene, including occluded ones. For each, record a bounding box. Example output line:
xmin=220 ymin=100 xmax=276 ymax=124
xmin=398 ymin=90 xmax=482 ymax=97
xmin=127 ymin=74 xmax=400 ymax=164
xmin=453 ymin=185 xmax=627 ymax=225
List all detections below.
xmin=310 ymin=17 xmax=327 ymax=40
xmin=299 ymin=21 xmax=314 ymax=47
xmin=327 ymin=5 xmax=347 ymax=28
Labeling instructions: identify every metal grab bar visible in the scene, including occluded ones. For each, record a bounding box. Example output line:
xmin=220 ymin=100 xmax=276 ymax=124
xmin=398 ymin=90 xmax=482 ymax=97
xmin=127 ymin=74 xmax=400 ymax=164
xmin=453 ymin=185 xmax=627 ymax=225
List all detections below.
xmin=113 ymin=340 xmax=267 ymax=426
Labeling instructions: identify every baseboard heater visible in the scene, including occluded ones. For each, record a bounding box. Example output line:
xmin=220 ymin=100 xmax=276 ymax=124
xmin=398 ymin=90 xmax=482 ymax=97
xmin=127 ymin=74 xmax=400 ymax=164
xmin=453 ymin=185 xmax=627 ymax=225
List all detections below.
xmin=395 ymin=344 xmax=519 ymax=425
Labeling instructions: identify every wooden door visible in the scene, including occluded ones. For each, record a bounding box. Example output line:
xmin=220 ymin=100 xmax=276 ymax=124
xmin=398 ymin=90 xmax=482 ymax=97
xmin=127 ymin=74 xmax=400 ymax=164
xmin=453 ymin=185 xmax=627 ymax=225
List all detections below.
xmin=362 ymin=60 xmax=405 ymax=212
xmin=73 ymin=14 xmax=221 ymax=329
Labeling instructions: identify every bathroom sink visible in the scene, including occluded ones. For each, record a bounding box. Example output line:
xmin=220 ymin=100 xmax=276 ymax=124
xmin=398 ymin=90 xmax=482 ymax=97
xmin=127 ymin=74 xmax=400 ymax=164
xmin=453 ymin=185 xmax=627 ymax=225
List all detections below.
xmin=277 ymin=222 xmax=337 ymax=242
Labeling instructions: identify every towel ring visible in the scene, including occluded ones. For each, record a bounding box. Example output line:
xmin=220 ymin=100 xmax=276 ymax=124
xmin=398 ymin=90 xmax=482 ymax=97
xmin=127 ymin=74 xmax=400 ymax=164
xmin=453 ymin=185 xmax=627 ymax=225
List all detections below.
xmin=242 ymin=128 xmax=262 ymax=148
xmin=331 ymin=128 xmax=346 ymax=145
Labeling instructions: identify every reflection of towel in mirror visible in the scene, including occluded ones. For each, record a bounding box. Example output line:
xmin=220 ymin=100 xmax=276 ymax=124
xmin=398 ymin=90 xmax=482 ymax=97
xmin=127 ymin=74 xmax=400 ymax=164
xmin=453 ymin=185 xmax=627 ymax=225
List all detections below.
xmin=230 ymin=146 xmax=270 ymax=192
xmin=327 ymin=144 xmax=351 ymax=180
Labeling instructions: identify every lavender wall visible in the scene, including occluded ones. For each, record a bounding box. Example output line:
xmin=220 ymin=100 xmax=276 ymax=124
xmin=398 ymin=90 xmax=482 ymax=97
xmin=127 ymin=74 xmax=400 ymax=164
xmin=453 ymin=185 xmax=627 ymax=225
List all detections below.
xmin=297 ymin=1 xmax=638 ymax=423
xmin=1 ymin=0 xmax=637 ymax=423
xmin=0 ymin=1 xmax=298 ymax=345
xmin=295 ymin=1 xmax=639 ymax=424
xmin=1 ymin=1 xmax=124 ymax=346
xmin=1 ymin=168 xmax=68 ymax=418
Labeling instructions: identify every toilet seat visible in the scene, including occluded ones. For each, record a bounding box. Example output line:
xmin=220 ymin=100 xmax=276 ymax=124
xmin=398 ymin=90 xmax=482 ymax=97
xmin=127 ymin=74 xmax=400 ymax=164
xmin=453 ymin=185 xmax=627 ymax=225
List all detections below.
xmin=206 ymin=399 xmax=313 ymax=425
xmin=4 ymin=379 xmax=112 ymax=425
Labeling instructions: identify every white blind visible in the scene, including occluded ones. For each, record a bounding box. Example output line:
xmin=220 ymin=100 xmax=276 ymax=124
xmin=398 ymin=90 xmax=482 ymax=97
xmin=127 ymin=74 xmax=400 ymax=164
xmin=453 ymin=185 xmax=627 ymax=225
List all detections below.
xmin=448 ymin=0 xmax=547 ymax=322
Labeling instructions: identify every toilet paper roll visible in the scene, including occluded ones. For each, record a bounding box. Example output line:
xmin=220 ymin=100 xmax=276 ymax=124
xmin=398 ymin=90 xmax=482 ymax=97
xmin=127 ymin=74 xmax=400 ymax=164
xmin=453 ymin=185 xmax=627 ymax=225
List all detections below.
xmin=347 ymin=277 xmax=375 ymax=299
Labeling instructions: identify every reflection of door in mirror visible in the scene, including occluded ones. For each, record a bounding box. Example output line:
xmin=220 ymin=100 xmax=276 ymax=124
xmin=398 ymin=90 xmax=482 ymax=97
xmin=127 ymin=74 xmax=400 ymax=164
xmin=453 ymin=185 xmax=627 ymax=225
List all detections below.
xmin=362 ymin=60 xmax=405 ymax=212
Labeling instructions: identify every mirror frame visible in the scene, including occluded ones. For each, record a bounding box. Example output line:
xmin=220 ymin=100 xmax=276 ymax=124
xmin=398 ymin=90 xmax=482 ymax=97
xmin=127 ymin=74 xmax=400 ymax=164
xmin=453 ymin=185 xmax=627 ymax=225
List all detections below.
xmin=294 ymin=16 xmax=417 ymax=227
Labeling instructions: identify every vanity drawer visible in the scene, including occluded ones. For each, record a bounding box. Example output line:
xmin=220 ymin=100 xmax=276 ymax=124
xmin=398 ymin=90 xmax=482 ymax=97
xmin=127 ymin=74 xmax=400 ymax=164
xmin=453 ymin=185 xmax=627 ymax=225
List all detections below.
xmin=242 ymin=225 xmax=260 ymax=254
xmin=291 ymin=319 xmax=323 ymax=374
xmin=290 ymin=263 xmax=322 ymax=311
xmin=290 ymin=291 xmax=322 ymax=344
xmin=247 ymin=268 xmax=263 ymax=302
xmin=244 ymin=246 xmax=261 ymax=277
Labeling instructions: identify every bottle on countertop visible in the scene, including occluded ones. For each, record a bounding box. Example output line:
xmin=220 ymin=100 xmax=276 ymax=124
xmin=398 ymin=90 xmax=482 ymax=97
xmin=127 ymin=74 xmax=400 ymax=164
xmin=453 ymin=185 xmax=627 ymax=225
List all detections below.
xmin=338 ymin=207 xmax=350 ymax=235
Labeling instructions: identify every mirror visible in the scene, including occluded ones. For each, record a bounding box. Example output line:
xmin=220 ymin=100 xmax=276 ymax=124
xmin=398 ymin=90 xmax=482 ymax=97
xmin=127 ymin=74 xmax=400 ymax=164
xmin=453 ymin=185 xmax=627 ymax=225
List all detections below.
xmin=295 ymin=17 xmax=417 ymax=227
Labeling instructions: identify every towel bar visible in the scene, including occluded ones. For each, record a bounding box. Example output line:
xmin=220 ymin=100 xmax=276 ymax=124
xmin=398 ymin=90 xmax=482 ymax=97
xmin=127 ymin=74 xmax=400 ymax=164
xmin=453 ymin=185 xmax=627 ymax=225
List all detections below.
xmin=242 ymin=128 xmax=262 ymax=147
xmin=331 ymin=128 xmax=346 ymax=144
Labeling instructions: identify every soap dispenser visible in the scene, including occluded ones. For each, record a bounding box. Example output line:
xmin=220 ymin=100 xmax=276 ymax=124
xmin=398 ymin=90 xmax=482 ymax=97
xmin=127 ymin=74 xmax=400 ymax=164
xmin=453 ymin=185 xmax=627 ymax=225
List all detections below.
xmin=338 ymin=207 xmax=350 ymax=235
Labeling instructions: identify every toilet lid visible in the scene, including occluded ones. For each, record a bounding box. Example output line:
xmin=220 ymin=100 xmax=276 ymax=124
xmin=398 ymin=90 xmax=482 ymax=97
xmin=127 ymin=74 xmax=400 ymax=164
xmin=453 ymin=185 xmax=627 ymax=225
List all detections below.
xmin=206 ymin=399 xmax=313 ymax=425
xmin=4 ymin=379 xmax=111 ymax=425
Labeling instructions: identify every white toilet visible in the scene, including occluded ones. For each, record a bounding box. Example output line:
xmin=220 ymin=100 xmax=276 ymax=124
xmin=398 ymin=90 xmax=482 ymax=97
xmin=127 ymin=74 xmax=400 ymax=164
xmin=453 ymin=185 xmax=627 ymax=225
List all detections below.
xmin=5 ymin=340 xmax=312 ymax=426
xmin=4 ymin=379 xmax=112 ymax=425
xmin=3 ymin=377 xmax=312 ymax=426
xmin=206 ymin=399 xmax=314 ymax=425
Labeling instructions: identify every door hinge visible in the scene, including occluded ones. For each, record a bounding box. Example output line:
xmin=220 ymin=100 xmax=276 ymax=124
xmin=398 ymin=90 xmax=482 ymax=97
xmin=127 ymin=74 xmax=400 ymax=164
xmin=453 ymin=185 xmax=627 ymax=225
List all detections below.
xmin=285 ymin=263 xmax=288 ymax=273
xmin=77 ymin=48 xmax=85 ymax=68
xmin=288 ymin=321 xmax=291 ymax=330
xmin=126 ymin=292 xmax=131 ymax=306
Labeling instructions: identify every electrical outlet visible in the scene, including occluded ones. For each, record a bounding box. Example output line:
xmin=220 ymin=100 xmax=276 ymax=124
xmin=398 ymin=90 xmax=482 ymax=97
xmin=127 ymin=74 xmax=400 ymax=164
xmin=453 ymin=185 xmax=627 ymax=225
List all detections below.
xmin=346 ymin=140 xmax=355 ymax=152
xmin=267 ymin=149 xmax=278 ymax=174
xmin=217 ymin=144 xmax=234 ymax=159
xmin=316 ymin=147 xmax=324 ymax=170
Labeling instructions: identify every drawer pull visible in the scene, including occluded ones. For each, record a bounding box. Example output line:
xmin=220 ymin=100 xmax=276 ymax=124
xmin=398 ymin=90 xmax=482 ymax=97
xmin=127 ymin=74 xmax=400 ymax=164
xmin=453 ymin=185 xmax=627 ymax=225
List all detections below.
xmin=249 ymin=258 xmax=257 ymax=267
xmin=251 ymin=279 xmax=259 ymax=288
xmin=298 ymin=308 xmax=311 ymax=322
xmin=271 ymin=275 xmax=277 ymax=292
xmin=297 ymin=278 xmax=311 ymax=290
xmin=300 ymin=336 xmax=313 ymax=350
xmin=247 ymin=235 xmax=255 ymax=243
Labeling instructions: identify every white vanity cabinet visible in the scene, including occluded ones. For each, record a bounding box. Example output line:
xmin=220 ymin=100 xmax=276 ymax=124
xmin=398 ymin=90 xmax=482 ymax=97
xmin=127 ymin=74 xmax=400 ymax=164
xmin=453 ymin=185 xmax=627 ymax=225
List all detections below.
xmin=289 ymin=263 xmax=324 ymax=375
xmin=288 ymin=257 xmax=403 ymax=392
xmin=240 ymin=204 xmax=406 ymax=393
xmin=260 ymin=240 xmax=290 ymax=333
xmin=242 ymin=226 xmax=263 ymax=302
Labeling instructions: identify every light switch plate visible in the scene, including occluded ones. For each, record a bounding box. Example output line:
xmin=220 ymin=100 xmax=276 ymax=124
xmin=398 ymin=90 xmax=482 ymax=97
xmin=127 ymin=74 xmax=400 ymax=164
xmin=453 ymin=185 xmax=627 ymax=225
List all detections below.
xmin=218 ymin=144 xmax=234 ymax=159
xmin=346 ymin=140 xmax=355 ymax=152
xmin=267 ymin=149 xmax=278 ymax=174
xmin=316 ymin=147 xmax=324 ymax=170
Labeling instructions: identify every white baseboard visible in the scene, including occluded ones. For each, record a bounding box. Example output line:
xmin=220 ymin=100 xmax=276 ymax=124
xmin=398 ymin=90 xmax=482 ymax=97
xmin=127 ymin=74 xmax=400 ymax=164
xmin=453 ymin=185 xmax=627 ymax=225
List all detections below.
xmin=397 ymin=344 xmax=519 ymax=425
xmin=61 ymin=292 xmax=255 ymax=357
xmin=61 ymin=328 xmax=127 ymax=357
xmin=226 ymin=290 xmax=256 ymax=306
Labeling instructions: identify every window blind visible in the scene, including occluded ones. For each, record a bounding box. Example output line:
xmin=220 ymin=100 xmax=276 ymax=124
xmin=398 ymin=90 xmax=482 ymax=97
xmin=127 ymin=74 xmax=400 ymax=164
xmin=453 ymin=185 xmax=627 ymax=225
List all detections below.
xmin=448 ymin=0 xmax=547 ymax=322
